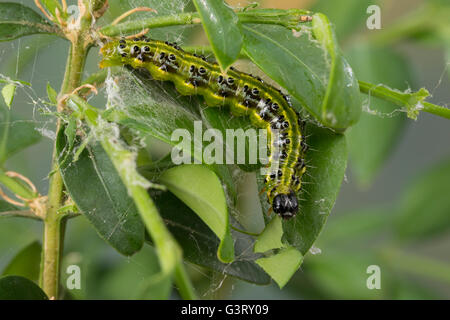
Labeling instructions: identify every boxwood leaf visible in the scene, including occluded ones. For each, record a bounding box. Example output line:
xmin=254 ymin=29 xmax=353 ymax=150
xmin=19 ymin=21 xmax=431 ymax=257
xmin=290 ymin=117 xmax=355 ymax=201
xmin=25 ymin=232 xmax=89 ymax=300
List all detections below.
xmin=0 ymin=275 xmax=48 ymax=300
xmin=1 ymin=83 xmax=15 ymax=109
xmin=242 ymin=14 xmax=361 ymax=130
xmin=56 ymin=126 xmax=145 ymax=256
xmin=159 ymin=164 xmax=234 ymax=263
xmin=2 ymin=241 xmax=41 ymax=282
xmin=46 ymin=82 xmax=58 ymax=104
xmin=255 ymin=246 xmax=303 ymax=288
xmin=41 ymin=0 xmax=65 ymax=20
xmin=281 ymin=125 xmax=347 ymax=253
xmin=0 ymin=2 xmax=61 ymax=42
xmin=151 ymin=191 xmax=270 ymax=284
xmin=254 ymin=215 xmax=284 ymax=253
xmin=193 ymin=0 xmax=243 ymax=71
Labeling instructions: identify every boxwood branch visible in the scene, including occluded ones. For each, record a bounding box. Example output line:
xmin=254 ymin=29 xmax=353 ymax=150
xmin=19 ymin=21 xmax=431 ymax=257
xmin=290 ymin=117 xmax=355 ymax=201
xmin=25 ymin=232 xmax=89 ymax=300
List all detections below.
xmin=99 ymin=9 xmax=312 ymax=37
xmin=358 ymin=80 xmax=450 ymax=120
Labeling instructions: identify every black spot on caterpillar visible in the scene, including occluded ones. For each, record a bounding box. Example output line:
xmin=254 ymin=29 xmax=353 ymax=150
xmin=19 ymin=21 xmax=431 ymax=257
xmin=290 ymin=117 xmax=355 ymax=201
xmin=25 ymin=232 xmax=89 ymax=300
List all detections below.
xmin=100 ymin=36 xmax=307 ymax=219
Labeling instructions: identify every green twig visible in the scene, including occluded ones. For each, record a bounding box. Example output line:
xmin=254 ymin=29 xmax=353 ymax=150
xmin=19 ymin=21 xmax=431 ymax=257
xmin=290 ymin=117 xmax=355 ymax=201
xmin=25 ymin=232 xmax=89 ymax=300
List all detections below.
xmin=174 ymin=263 xmax=198 ymax=300
xmin=40 ymin=24 xmax=89 ymax=301
xmin=99 ymin=9 xmax=312 ymax=37
xmin=0 ymin=210 xmax=41 ymax=220
xmin=358 ymin=80 xmax=450 ymax=120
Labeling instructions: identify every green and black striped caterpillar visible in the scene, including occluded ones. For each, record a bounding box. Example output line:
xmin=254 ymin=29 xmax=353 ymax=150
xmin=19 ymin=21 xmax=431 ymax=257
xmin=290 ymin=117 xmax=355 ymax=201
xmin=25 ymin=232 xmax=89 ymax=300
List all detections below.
xmin=100 ymin=36 xmax=307 ymax=219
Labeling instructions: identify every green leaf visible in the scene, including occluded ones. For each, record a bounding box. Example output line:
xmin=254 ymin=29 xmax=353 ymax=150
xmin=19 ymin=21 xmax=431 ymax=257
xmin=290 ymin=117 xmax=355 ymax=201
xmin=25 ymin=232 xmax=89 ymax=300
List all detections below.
xmin=159 ymin=164 xmax=234 ymax=263
xmin=0 ymin=2 xmax=61 ymax=42
xmin=259 ymin=124 xmax=348 ymax=255
xmin=254 ymin=215 xmax=283 ymax=253
xmin=46 ymin=82 xmax=58 ymax=104
xmin=2 ymin=241 xmax=41 ymax=282
xmin=1 ymin=83 xmax=15 ymax=108
xmin=346 ymin=44 xmax=410 ymax=186
xmin=0 ymin=105 xmax=42 ymax=165
xmin=151 ymin=191 xmax=270 ymax=284
xmin=255 ymin=247 xmax=303 ymax=288
xmin=242 ymin=17 xmax=361 ymax=130
xmin=41 ymin=0 xmax=65 ymax=20
xmin=193 ymin=0 xmax=243 ymax=71
xmin=251 ymin=199 xmax=304 ymax=289
xmin=0 ymin=275 xmax=48 ymax=300
xmin=394 ymin=158 xmax=450 ymax=240
xmin=311 ymin=13 xmax=362 ymax=129
xmin=56 ymin=126 xmax=145 ymax=256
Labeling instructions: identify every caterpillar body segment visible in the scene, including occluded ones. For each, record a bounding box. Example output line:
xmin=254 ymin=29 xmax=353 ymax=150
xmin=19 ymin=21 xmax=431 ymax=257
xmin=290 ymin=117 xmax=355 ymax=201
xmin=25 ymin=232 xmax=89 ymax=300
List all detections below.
xmin=100 ymin=37 xmax=307 ymax=219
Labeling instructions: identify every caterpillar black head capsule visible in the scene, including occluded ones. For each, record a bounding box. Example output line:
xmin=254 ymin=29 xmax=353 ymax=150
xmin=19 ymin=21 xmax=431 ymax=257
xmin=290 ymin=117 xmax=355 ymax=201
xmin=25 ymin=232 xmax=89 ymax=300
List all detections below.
xmin=272 ymin=191 xmax=298 ymax=219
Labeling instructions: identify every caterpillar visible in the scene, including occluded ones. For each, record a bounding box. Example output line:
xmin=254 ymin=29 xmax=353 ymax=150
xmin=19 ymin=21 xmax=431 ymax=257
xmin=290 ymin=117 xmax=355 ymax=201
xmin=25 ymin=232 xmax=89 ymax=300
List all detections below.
xmin=99 ymin=37 xmax=307 ymax=219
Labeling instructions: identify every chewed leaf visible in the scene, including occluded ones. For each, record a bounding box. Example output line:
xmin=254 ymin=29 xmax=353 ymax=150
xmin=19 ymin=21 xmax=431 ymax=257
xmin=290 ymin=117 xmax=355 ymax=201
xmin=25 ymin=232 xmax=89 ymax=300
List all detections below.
xmin=159 ymin=164 xmax=234 ymax=263
xmin=256 ymin=247 xmax=303 ymax=288
xmin=0 ymin=2 xmax=61 ymax=41
xmin=254 ymin=215 xmax=284 ymax=253
xmin=193 ymin=0 xmax=243 ymax=71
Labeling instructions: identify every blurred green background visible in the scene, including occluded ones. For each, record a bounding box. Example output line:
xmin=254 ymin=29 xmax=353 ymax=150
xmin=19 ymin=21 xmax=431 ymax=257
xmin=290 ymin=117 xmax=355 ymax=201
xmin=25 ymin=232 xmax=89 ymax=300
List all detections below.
xmin=0 ymin=0 xmax=449 ymax=299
